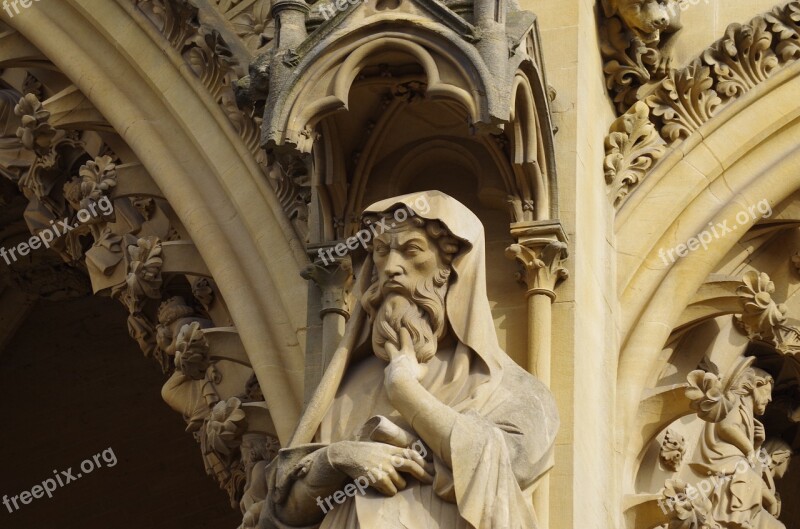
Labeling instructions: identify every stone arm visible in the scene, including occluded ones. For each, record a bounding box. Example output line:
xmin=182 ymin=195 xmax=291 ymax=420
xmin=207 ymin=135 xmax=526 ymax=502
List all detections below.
xmin=716 ymin=412 xmax=755 ymax=459
xmin=385 ymin=370 xmax=458 ymax=467
xmin=385 ymin=332 xmax=557 ymax=528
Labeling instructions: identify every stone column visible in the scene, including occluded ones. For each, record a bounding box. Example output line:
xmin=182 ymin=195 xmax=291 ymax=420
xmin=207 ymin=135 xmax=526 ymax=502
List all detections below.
xmin=272 ymin=0 xmax=310 ymax=50
xmin=506 ymin=220 xmax=568 ymax=529
xmin=301 ymin=253 xmax=353 ymax=400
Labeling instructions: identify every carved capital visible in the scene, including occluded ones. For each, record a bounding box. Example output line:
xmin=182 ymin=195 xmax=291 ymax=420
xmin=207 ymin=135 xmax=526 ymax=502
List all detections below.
xmin=506 ymin=221 xmax=569 ymax=301
xmin=301 ymin=253 xmax=354 ymax=318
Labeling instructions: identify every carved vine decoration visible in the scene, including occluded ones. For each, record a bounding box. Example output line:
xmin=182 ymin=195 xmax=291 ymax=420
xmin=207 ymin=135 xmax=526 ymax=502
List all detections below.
xmin=702 ymin=18 xmax=779 ymax=101
xmin=600 ymin=17 xmax=661 ymax=115
xmin=603 ymin=0 xmax=800 ymax=209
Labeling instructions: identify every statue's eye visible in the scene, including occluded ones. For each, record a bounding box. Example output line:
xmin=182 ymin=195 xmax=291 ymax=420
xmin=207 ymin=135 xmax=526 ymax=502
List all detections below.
xmin=404 ymin=245 xmax=423 ymax=256
xmin=374 ymin=243 xmax=389 ymax=256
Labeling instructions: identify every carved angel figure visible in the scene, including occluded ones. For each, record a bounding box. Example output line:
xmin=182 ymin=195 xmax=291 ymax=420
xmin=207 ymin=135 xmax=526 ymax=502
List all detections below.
xmin=686 ymin=357 xmax=784 ymax=529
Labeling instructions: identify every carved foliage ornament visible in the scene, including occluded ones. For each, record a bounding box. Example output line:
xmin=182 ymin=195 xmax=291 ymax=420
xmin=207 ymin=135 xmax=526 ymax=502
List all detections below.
xmin=735 ymin=270 xmax=800 ymax=355
xmin=604 ymin=100 xmax=667 ymax=207
xmin=660 ymin=429 xmax=686 ymax=472
xmin=660 ymin=479 xmax=721 ymax=529
xmin=603 ymin=1 xmax=800 ymax=208
xmin=645 ymin=62 xmax=722 ymax=144
xmin=599 ymin=0 xmax=683 ymax=114
xmin=131 ymin=0 xmax=307 ymax=237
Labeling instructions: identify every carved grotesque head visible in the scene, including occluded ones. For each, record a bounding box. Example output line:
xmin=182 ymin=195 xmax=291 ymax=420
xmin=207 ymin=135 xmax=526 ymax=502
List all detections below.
xmin=602 ymin=0 xmax=683 ymax=43
xmin=763 ymin=438 xmax=792 ymax=479
xmin=361 ymin=211 xmax=460 ymax=363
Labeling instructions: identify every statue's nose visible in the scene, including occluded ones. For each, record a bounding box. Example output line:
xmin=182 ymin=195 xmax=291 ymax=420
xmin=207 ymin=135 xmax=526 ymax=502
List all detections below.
xmin=386 ymin=267 xmax=403 ymax=278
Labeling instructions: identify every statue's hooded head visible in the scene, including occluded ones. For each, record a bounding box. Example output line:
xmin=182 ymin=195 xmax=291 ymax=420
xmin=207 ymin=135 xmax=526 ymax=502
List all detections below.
xmin=360 ymin=191 xmax=504 ymax=375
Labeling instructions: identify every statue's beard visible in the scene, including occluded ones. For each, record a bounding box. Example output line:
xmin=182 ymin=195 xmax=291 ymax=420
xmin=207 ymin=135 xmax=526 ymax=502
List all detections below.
xmin=362 ymin=268 xmax=450 ymax=364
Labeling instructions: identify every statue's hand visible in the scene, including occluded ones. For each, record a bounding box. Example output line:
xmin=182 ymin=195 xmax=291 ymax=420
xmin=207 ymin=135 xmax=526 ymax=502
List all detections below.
xmin=754 ymin=421 xmax=766 ymax=447
xmin=384 ymin=328 xmax=425 ymax=387
xmin=327 ymin=440 xmax=434 ymax=496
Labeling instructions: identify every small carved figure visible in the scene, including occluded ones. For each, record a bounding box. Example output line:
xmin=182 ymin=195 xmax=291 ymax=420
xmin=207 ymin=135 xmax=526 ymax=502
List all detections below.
xmin=761 ymin=438 xmax=792 ymax=519
xmin=687 ymin=358 xmax=784 ymax=529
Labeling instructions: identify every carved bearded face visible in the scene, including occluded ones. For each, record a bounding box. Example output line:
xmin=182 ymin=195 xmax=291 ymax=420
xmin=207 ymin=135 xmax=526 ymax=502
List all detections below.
xmin=361 ymin=216 xmax=459 ymax=363
xmin=609 ymin=0 xmax=682 ymax=43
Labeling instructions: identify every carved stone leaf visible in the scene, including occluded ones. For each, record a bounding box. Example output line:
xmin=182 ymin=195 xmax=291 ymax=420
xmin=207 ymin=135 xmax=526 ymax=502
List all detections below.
xmin=206 ymin=397 xmax=248 ymax=456
xmin=599 ymin=17 xmax=657 ymax=114
xmin=661 ymin=479 xmax=722 ymax=529
xmin=126 ymin=236 xmax=164 ymax=304
xmin=134 ymin=0 xmax=198 ymax=50
xmin=702 ymin=19 xmax=779 ymax=101
xmin=175 ymin=321 xmax=211 ymax=380
xmin=766 ymin=1 xmax=800 ymax=62
xmin=686 ymin=370 xmax=732 ymax=423
xmin=14 ymin=94 xmax=56 ymax=156
xmin=185 ymin=27 xmax=239 ymax=102
xmin=646 ymin=62 xmax=722 ymax=143
xmin=659 ymin=429 xmax=686 ymax=472
xmin=604 ymin=101 xmax=667 ymax=207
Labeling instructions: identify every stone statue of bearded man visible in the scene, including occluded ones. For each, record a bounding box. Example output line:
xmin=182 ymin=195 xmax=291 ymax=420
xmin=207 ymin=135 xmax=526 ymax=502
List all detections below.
xmin=261 ymin=191 xmax=559 ymax=529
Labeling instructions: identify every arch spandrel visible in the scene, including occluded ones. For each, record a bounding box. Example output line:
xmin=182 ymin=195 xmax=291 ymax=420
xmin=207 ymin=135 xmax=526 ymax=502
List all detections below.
xmin=602 ymin=2 xmax=800 ymax=527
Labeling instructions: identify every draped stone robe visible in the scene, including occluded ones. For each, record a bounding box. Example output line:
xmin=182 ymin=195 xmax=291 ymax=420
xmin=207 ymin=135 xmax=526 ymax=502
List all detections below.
xmin=268 ymin=340 xmax=556 ymax=529
xmin=261 ymin=191 xmax=559 ymax=529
